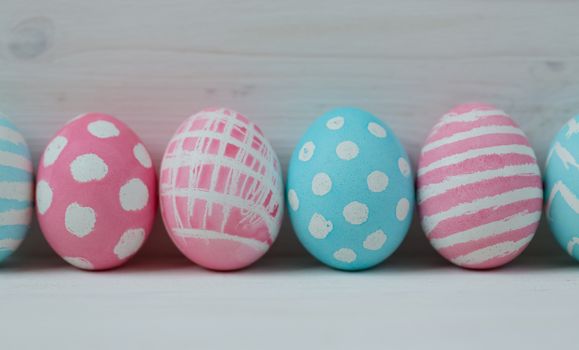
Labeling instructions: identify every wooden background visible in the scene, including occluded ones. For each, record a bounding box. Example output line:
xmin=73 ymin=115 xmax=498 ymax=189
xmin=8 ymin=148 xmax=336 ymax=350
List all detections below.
xmin=1 ymin=0 xmax=578 ymax=259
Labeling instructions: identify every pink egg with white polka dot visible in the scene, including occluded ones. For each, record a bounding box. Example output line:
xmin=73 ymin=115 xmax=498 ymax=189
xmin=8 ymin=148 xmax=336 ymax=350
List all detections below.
xmin=36 ymin=113 xmax=157 ymax=270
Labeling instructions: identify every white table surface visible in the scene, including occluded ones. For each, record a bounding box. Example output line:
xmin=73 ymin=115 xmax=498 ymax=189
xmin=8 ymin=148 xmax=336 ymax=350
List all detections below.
xmin=2 ymin=254 xmax=578 ymax=350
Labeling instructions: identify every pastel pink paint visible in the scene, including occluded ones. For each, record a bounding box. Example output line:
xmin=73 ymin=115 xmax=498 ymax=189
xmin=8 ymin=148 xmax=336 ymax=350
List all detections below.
xmin=36 ymin=113 xmax=157 ymax=270
xmin=420 ymin=133 xmax=531 ymax=168
xmin=160 ymin=108 xmax=284 ymax=271
xmin=417 ymin=103 xmax=542 ymax=269
xmin=420 ymin=175 xmax=541 ymax=217
xmin=418 ymin=152 xmax=537 ymax=186
xmin=428 ymin=198 xmax=543 ymax=240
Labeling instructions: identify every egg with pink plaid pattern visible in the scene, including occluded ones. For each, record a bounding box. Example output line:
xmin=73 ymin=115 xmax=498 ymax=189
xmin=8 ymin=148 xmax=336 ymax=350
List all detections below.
xmin=160 ymin=108 xmax=284 ymax=271
xmin=36 ymin=113 xmax=157 ymax=270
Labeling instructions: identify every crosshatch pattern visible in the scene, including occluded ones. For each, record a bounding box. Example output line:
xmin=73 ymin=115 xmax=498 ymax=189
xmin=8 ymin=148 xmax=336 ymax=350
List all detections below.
xmin=160 ymin=108 xmax=284 ymax=269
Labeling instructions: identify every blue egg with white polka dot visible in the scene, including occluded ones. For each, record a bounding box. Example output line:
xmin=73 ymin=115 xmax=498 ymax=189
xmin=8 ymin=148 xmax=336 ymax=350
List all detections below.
xmin=287 ymin=108 xmax=415 ymax=270
xmin=0 ymin=114 xmax=33 ymax=264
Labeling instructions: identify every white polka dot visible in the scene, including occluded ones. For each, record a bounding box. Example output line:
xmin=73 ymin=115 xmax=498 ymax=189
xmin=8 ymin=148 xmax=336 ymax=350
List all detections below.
xmin=43 ymin=136 xmax=68 ymax=167
xmin=114 ymin=228 xmax=146 ymax=260
xmin=299 ymin=141 xmax=315 ymax=161
xmin=133 ymin=143 xmax=152 ymax=168
xmin=343 ymin=201 xmax=369 ymax=225
xmin=70 ymin=154 xmax=109 ymax=183
xmin=363 ymin=230 xmax=387 ymax=250
xmin=87 ymin=120 xmax=120 ymax=138
xmin=367 ymin=171 xmax=389 ymax=192
xmin=336 ymin=141 xmax=359 ymax=160
xmin=368 ymin=122 xmax=387 ymax=138
xmin=63 ymin=256 xmax=94 ymax=270
xmin=396 ymin=198 xmax=410 ymax=221
xmin=334 ymin=248 xmax=357 ymax=263
xmin=120 ymin=178 xmax=149 ymax=211
xmin=36 ymin=180 xmax=53 ymax=215
xmin=308 ymin=213 xmax=333 ymax=239
xmin=288 ymin=189 xmax=299 ymax=211
xmin=398 ymin=157 xmax=411 ymax=177
xmin=326 ymin=116 xmax=344 ymax=130
xmin=312 ymin=172 xmax=332 ymax=196
xmin=65 ymin=203 xmax=96 ymax=238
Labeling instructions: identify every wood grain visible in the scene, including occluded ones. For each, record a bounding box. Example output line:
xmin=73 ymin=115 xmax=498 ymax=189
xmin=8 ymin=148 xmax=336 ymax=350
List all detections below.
xmin=1 ymin=0 xmax=578 ymax=259
xmin=1 ymin=256 xmax=577 ymax=349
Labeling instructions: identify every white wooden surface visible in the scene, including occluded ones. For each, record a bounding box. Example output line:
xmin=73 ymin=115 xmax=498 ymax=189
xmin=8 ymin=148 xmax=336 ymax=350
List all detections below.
xmin=1 ymin=0 xmax=579 ymax=259
xmin=2 ymin=255 xmax=579 ymax=350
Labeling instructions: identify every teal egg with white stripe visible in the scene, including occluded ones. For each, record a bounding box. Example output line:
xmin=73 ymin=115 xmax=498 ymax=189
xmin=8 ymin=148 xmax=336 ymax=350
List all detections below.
xmin=545 ymin=115 xmax=579 ymax=261
xmin=287 ymin=108 xmax=414 ymax=271
xmin=0 ymin=115 xmax=33 ymax=263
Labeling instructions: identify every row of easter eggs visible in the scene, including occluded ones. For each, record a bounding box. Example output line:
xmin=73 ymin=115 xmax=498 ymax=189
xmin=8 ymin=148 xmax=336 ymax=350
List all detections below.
xmin=0 ymin=103 xmax=577 ymax=271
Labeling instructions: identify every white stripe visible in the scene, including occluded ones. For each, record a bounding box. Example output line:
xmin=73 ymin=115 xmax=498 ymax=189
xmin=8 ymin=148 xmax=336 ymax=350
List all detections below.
xmin=546 ymin=142 xmax=579 ymax=170
xmin=0 ymin=182 xmax=33 ymax=201
xmin=162 ymin=109 xmax=282 ymax=237
xmin=170 ymin=129 xmax=276 ymax=180
xmin=567 ymin=237 xmax=579 ymax=256
xmin=418 ymin=163 xmax=540 ymax=203
xmin=161 ymin=151 xmax=279 ymax=192
xmin=196 ymin=108 xmax=252 ymax=132
xmin=430 ymin=211 xmax=540 ymax=249
xmin=0 ymin=238 xmax=21 ymax=251
xmin=166 ymin=127 xmax=281 ymax=222
xmin=168 ymin=108 xmax=275 ymax=181
xmin=160 ymin=188 xmax=276 ymax=232
xmin=172 ymin=228 xmax=269 ymax=252
xmin=566 ymin=118 xmax=579 ymax=139
xmin=0 ymin=126 xmax=26 ymax=145
xmin=0 ymin=151 xmax=33 ymax=172
xmin=0 ymin=208 xmax=32 ymax=226
xmin=546 ymin=181 xmax=579 ymax=218
xmin=422 ymin=187 xmax=543 ymax=234
xmin=171 ymin=108 xmax=268 ymax=148
xmin=423 ymin=125 xmax=525 ymax=154
xmin=418 ymin=144 xmax=536 ymax=177
xmin=432 ymin=109 xmax=507 ymax=131
xmin=451 ymin=235 xmax=533 ymax=266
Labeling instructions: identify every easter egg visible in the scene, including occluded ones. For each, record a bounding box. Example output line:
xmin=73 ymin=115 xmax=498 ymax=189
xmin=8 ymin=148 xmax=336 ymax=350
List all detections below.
xmin=545 ymin=115 xmax=579 ymax=261
xmin=287 ymin=108 xmax=414 ymax=271
xmin=160 ymin=108 xmax=284 ymax=271
xmin=36 ymin=113 xmax=157 ymax=270
xmin=0 ymin=115 xmax=33 ymax=263
xmin=417 ymin=103 xmax=542 ymax=269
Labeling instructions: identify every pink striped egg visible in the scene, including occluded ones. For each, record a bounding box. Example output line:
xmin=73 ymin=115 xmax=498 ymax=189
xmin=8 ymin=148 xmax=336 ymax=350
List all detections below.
xmin=160 ymin=108 xmax=284 ymax=271
xmin=417 ymin=103 xmax=542 ymax=269
xmin=37 ymin=113 xmax=157 ymax=270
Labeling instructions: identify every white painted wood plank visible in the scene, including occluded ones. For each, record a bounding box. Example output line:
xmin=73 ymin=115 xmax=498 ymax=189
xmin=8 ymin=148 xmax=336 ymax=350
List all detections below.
xmin=0 ymin=256 xmax=577 ymax=349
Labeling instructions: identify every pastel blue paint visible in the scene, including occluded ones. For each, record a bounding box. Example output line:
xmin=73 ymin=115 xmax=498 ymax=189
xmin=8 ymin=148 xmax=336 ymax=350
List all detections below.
xmin=0 ymin=118 xmax=20 ymax=130
xmin=0 ymin=114 xmax=33 ymax=264
xmin=0 ymin=165 xmax=33 ymax=182
xmin=287 ymin=108 xmax=415 ymax=270
xmin=545 ymin=115 xmax=579 ymax=261
xmin=0 ymin=225 xmax=29 ymax=239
